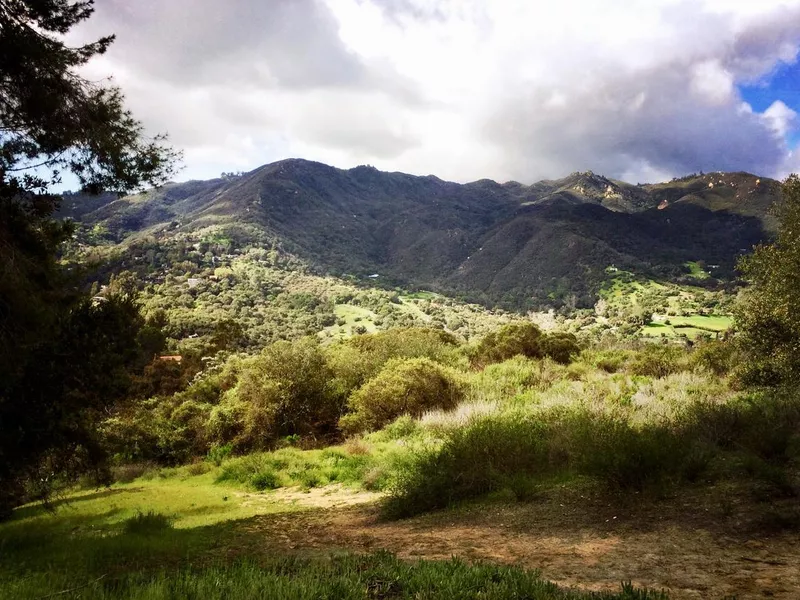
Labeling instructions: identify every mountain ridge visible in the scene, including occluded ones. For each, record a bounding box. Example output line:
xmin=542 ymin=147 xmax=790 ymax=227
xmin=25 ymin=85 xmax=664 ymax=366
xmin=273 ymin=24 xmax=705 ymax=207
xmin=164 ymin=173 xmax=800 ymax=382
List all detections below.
xmin=60 ymin=159 xmax=779 ymax=309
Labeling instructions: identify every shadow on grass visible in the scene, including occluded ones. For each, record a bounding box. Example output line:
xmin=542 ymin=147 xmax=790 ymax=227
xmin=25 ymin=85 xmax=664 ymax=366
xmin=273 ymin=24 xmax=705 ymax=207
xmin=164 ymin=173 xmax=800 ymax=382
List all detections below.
xmin=12 ymin=487 xmax=141 ymax=521
xmin=0 ymin=508 xmax=668 ymax=600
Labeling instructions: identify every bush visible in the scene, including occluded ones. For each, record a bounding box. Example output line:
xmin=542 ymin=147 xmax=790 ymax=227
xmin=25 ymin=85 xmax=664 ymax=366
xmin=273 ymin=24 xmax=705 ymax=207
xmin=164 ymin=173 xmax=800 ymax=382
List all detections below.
xmin=251 ymin=470 xmax=281 ymax=491
xmin=206 ymin=443 xmax=233 ymax=466
xmin=470 ymin=323 xmax=579 ymax=367
xmin=123 ymin=511 xmax=173 ymax=535
xmin=340 ymin=358 xmax=465 ymax=435
xmin=327 ymin=328 xmax=463 ymax=396
xmin=217 ymin=338 xmax=343 ymax=450
xmin=470 ymin=322 xmax=545 ymax=366
xmin=542 ymin=333 xmax=581 ymax=365
xmin=629 ymin=344 xmax=684 ymax=378
xmin=589 ymin=349 xmax=630 ymax=373
xmin=384 ymin=416 xmax=556 ymax=518
xmin=385 ymin=408 xmax=713 ymax=518
xmin=567 ymin=413 xmax=702 ymax=491
xmin=691 ymin=340 xmax=736 ymax=376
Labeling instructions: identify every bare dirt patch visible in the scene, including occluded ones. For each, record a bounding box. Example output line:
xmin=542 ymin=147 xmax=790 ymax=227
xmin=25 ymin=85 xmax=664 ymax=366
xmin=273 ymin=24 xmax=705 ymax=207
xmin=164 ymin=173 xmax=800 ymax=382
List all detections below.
xmin=233 ymin=484 xmax=800 ymax=599
xmin=238 ymin=484 xmax=381 ymax=510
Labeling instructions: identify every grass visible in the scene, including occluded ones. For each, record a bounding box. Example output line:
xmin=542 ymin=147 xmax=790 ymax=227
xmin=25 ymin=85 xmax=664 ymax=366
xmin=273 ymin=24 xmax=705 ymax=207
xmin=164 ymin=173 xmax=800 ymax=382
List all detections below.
xmin=668 ymin=315 xmax=731 ymax=332
xmin=401 ymin=290 xmax=440 ymax=300
xmin=385 ymin=386 xmax=800 ymax=519
xmin=321 ymin=304 xmax=380 ymax=339
xmin=5 ymin=474 xmax=292 ymax=534
xmin=215 ymin=441 xmax=414 ymax=492
xmin=0 ymin=547 xmax=667 ymax=599
xmin=642 ymin=315 xmax=732 ymax=339
xmin=684 ymin=261 xmax=710 ymax=280
xmin=0 ymin=462 xmax=665 ymax=600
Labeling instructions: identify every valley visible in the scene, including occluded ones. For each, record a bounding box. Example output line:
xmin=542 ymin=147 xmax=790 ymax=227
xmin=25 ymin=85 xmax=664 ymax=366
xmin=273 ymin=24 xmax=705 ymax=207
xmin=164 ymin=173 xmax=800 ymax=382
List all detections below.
xmin=3 ymin=162 xmax=797 ymax=599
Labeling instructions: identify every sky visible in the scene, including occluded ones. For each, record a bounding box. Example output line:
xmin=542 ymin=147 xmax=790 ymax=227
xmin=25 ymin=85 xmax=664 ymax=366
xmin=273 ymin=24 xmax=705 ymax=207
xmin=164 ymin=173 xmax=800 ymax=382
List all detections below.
xmin=72 ymin=0 xmax=800 ymax=185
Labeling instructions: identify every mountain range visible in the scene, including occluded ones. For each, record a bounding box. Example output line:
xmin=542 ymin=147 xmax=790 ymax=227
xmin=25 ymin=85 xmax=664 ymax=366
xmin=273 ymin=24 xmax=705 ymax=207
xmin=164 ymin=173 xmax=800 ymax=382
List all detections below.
xmin=60 ymin=159 xmax=780 ymax=309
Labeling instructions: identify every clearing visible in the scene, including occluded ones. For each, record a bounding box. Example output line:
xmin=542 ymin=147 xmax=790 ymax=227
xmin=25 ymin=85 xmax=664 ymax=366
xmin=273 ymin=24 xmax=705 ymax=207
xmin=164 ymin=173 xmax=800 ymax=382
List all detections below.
xmin=3 ymin=476 xmax=799 ymax=599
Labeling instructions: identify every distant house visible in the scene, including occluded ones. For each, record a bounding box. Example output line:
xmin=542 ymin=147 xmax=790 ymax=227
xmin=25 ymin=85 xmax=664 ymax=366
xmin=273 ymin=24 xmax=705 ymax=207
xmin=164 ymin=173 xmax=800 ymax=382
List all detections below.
xmin=368 ymin=274 xmax=380 ymax=279
xmin=187 ymin=278 xmax=202 ymax=288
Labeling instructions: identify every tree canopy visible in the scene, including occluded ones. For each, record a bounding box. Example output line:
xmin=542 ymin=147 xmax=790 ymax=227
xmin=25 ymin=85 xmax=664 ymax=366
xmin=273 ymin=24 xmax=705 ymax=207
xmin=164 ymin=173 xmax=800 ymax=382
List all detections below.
xmin=735 ymin=175 xmax=800 ymax=387
xmin=0 ymin=0 xmax=178 ymax=516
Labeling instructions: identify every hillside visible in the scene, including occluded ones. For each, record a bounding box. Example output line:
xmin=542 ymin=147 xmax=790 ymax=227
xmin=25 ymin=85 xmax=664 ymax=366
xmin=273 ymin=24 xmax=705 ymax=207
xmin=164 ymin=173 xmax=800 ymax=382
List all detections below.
xmin=60 ymin=160 xmax=778 ymax=309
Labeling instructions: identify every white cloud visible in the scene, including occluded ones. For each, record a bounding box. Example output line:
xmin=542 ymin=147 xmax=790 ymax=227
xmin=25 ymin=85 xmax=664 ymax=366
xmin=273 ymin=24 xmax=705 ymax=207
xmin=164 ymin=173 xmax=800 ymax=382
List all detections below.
xmin=72 ymin=0 xmax=800 ymax=183
xmin=691 ymin=61 xmax=735 ymax=105
xmin=763 ymin=100 xmax=798 ymax=137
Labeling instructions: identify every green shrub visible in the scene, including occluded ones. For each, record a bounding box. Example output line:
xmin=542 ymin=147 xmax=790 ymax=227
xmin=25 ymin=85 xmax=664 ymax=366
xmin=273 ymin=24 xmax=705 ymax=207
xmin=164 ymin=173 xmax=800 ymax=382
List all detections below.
xmin=470 ymin=323 xmax=579 ymax=367
xmin=217 ymin=338 xmax=343 ymax=450
xmin=629 ymin=344 xmax=684 ymax=378
xmin=691 ymin=340 xmax=735 ymax=376
xmin=339 ymin=358 xmax=465 ymax=435
xmin=206 ymin=443 xmax=233 ymax=466
xmin=589 ymin=349 xmax=630 ymax=373
xmin=384 ymin=416 xmax=556 ymax=518
xmin=542 ymin=333 xmax=581 ymax=365
xmin=123 ymin=511 xmax=173 ymax=535
xmin=385 ymin=409 xmax=713 ymax=518
xmin=684 ymin=392 xmax=800 ymax=463
xmin=567 ymin=414 xmax=702 ymax=491
xmin=327 ymin=328 xmax=463 ymax=397
xmin=470 ymin=322 xmax=545 ymax=366
xmin=251 ymin=470 xmax=281 ymax=491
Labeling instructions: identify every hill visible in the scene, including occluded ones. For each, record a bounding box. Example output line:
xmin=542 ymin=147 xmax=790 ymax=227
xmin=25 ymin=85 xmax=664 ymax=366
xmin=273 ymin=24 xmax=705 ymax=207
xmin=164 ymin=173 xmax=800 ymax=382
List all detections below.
xmin=59 ymin=160 xmax=778 ymax=309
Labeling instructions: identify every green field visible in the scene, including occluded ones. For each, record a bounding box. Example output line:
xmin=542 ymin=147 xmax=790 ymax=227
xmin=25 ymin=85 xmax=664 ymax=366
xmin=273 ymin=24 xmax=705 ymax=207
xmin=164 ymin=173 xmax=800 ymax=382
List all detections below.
xmin=642 ymin=315 xmax=733 ymax=339
xmin=684 ymin=261 xmax=710 ymax=280
xmin=668 ymin=315 xmax=732 ymax=331
xmin=320 ymin=304 xmax=379 ymax=340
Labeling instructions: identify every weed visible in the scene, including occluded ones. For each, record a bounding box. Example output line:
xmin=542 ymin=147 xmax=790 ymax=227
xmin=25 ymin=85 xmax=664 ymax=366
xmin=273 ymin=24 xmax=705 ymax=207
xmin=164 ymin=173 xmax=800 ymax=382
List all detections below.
xmin=206 ymin=443 xmax=233 ymax=466
xmin=251 ymin=470 xmax=281 ymax=491
xmin=123 ymin=511 xmax=173 ymax=535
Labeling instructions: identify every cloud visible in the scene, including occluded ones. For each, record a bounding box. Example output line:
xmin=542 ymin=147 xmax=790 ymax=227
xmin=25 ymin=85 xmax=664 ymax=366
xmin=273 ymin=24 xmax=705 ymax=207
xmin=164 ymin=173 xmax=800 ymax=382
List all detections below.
xmin=72 ymin=0 xmax=800 ymax=183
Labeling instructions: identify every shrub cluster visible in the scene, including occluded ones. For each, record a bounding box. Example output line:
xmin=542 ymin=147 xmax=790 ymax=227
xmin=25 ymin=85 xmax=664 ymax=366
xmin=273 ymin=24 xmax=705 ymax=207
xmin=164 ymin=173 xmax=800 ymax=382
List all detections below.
xmin=385 ymin=389 xmax=800 ymax=518
xmin=469 ymin=323 xmax=579 ymax=367
xmin=104 ymin=328 xmax=469 ymax=463
xmin=340 ymin=358 xmax=465 ymax=434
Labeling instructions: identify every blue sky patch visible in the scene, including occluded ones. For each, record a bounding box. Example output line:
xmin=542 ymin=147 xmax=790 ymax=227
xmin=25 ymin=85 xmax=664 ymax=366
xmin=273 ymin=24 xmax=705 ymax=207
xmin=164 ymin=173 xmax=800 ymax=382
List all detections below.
xmin=739 ymin=60 xmax=800 ymax=148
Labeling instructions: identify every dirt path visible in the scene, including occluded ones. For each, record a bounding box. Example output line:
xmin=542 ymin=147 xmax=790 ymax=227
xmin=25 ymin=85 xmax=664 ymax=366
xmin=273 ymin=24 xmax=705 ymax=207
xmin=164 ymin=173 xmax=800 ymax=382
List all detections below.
xmin=233 ymin=485 xmax=800 ymax=599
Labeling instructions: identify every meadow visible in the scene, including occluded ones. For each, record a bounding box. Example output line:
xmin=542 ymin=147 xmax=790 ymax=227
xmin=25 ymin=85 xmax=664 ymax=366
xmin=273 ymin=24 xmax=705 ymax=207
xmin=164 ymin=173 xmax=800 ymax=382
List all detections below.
xmin=4 ymin=324 xmax=799 ymax=598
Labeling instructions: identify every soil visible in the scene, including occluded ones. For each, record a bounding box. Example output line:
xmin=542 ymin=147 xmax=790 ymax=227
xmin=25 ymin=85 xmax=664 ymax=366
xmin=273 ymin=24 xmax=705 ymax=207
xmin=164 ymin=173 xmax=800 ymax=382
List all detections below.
xmin=228 ymin=483 xmax=800 ymax=599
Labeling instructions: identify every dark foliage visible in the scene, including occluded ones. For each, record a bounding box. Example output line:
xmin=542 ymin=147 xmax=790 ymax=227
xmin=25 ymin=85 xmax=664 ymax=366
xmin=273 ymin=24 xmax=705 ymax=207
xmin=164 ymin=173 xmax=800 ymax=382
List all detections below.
xmin=735 ymin=176 xmax=800 ymax=387
xmin=470 ymin=322 xmax=580 ymax=367
xmin=0 ymin=0 xmax=177 ymax=515
xmin=60 ymin=161 xmax=774 ymax=311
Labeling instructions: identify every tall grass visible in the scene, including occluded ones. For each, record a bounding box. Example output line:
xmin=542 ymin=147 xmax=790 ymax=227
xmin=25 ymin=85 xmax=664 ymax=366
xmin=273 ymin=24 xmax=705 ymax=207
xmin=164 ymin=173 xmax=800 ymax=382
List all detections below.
xmin=385 ymin=390 xmax=800 ymax=518
xmin=0 ymin=552 xmax=668 ymax=600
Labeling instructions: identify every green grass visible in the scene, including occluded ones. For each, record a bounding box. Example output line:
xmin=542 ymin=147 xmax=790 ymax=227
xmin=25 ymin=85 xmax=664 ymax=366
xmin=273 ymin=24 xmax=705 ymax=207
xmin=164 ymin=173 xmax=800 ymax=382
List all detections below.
xmin=0 ymin=549 xmax=666 ymax=599
xmin=669 ymin=315 xmax=732 ymax=332
xmin=215 ymin=440 xmax=414 ymax=492
xmin=641 ymin=315 xmax=732 ymax=339
xmin=401 ymin=291 xmax=440 ymax=300
xmin=321 ymin=304 xmax=379 ymax=339
xmin=6 ymin=474 xmax=291 ymax=533
xmin=0 ymin=467 xmax=665 ymax=600
xmin=684 ymin=261 xmax=710 ymax=280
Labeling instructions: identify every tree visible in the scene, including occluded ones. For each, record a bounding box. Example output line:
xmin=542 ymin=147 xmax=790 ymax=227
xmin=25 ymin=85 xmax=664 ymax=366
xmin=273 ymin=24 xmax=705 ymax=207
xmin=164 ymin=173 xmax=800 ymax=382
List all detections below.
xmin=735 ymin=176 xmax=800 ymax=387
xmin=0 ymin=1 xmax=178 ymax=515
